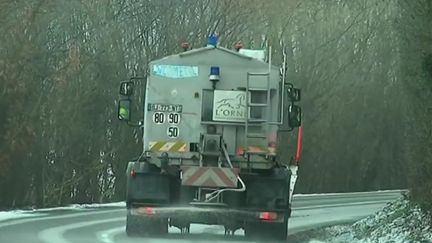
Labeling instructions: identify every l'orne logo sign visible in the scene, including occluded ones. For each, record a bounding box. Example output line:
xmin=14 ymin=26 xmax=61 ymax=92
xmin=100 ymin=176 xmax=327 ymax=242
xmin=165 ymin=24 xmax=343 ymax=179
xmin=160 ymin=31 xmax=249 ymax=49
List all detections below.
xmin=213 ymin=90 xmax=247 ymax=122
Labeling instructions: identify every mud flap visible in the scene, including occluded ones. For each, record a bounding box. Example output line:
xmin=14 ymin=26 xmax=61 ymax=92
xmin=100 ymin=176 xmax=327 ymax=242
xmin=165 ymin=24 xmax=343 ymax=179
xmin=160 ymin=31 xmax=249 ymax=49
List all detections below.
xmin=126 ymin=162 xmax=171 ymax=205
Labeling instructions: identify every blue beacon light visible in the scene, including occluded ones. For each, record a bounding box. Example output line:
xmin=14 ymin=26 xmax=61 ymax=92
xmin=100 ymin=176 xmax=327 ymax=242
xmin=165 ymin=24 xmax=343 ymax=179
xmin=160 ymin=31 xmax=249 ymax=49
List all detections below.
xmin=207 ymin=34 xmax=218 ymax=47
xmin=209 ymin=66 xmax=220 ymax=89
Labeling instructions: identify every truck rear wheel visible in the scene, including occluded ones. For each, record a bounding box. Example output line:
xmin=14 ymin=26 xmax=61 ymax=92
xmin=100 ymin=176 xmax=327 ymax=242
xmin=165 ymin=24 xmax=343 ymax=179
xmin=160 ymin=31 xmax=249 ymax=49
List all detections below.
xmin=244 ymin=220 xmax=288 ymax=241
xmin=126 ymin=214 xmax=168 ymax=237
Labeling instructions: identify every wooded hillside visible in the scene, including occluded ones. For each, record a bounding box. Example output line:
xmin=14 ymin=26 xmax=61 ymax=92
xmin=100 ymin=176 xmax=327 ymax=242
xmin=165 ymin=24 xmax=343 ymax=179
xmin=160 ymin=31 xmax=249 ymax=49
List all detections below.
xmin=0 ymin=0 xmax=430 ymax=210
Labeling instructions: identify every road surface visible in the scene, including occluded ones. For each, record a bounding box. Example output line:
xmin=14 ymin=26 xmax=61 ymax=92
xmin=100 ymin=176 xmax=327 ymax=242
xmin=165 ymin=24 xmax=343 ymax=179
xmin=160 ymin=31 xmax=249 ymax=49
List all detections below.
xmin=0 ymin=190 xmax=403 ymax=243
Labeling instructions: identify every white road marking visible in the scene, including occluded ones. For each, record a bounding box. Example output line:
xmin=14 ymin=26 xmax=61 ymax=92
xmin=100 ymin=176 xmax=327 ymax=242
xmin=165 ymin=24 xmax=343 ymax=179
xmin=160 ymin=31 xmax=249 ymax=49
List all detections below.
xmin=96 ymin=224 xmax=246 ymax=243
xmin=0 ymin=209 xmax=124 ymax=228
xmin=38 ymin=217 xmax=124 ymax=243
xmin=96 ymin=226 xmax=124 ymax=243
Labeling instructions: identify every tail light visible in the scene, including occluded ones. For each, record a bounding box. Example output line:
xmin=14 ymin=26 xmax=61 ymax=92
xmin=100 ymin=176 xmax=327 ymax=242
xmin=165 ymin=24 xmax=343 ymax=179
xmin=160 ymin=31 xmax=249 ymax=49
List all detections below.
xmin=257 ymin=211 xmax=278 ymax=221
xmin=142 ymin=207 xmax=155 ymax=215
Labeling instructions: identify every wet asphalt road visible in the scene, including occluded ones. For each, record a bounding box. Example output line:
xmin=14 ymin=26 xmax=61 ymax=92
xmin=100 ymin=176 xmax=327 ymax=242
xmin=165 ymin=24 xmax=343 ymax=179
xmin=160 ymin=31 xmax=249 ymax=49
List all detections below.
xmin=0 ymin=190 xmax=404 ymax=243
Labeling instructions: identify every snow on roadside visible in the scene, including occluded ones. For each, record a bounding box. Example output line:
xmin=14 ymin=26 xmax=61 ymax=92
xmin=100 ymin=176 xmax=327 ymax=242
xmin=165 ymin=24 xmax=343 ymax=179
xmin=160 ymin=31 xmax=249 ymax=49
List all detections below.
xmin=35 ymin=201 xmax=126 ymax=211
xmin=310 ymin=197 xmax=432 ymax=243
xmin=0 ymin=210 xmax=43 ymax=222
xmin=0 ymin=201 xmax=125 ymax=222
xmin=293 ymin=189 xmax=407 ymax=198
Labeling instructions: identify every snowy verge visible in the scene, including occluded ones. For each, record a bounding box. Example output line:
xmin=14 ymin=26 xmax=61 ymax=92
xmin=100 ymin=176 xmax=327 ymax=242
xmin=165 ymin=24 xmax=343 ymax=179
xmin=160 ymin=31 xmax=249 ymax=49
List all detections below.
xmin=309 ymin=197 xmax=432 ymax=243
xmin=35 ymin=201 xmax=126 ymax=211
xmin=0 ymin=201 xmax=125 ymax=222
xmin=0 ymin=211 xmax=43 ymax=222
xmin=293 ymin=189 xmax=408 ymax=198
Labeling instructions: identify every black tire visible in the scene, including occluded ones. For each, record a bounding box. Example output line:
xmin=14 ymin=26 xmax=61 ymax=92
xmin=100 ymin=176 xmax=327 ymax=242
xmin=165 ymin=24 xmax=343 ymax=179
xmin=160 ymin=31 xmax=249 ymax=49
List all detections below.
xmin=126 ymin=213 xmax=168 ymax=237
xmin=244 ymin=220 xmax=288 ymax=242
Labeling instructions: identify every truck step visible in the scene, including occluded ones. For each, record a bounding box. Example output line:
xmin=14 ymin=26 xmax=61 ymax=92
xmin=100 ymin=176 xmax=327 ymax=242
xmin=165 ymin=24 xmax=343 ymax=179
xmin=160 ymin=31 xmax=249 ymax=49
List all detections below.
xmin=200 ymin=151 xmax=220 ymax=156
xmin=244 ymin=150 xmax=268 ymax=155
xmin=247 ymin=118 xmax=267 ymax=123
xmin=247 ymin=133 xmax=266 ymax=138
xmin=249 ymin=103 xmax=268 ymax=107
xmin=247 ymin=72 xmax=269 ymax=76
xmin=248 ymin=88 xmax=268 ymax=92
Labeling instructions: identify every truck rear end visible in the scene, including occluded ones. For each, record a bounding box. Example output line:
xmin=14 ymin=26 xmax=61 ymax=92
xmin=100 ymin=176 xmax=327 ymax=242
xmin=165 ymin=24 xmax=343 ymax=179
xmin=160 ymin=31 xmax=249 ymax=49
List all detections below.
xmin=117 ymin=36 xmax=302 ymax=241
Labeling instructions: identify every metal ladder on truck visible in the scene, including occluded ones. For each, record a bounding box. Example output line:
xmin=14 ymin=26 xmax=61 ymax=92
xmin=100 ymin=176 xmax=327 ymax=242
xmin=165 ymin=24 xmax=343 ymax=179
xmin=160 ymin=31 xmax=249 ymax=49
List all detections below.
xmin=244 ymin=70 xmax=271 ymax=161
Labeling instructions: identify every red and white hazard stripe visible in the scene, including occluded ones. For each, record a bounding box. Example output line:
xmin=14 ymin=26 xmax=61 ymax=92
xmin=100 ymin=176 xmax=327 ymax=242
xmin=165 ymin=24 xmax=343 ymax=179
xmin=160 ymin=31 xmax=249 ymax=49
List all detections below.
xmin=180 ymin=166 xmax=239 ymax=188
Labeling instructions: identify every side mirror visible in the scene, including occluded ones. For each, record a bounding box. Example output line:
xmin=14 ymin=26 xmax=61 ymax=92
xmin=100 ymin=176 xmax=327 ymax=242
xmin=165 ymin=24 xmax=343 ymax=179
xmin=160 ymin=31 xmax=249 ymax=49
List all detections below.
xmin=118 ymin=99 xmax=131 ymax=121
xmin=119 ymin=81 xmax=134 ymax=96
xmin=287 ymin=87 xmax=301 ymax=102
xmin=288 ymin=104 xmax=302 ymax=128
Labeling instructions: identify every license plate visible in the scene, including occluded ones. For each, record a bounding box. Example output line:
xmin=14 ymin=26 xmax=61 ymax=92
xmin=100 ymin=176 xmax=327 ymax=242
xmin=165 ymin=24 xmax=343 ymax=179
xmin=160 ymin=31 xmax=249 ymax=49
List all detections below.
xmin=147 ymin=103 xmax=183 ymax=113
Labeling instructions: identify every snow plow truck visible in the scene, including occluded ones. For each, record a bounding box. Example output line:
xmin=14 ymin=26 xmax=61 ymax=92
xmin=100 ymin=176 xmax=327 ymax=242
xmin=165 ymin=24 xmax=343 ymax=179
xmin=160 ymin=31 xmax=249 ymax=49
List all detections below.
xmin=117 ymin=35 xmax=303 ymax=241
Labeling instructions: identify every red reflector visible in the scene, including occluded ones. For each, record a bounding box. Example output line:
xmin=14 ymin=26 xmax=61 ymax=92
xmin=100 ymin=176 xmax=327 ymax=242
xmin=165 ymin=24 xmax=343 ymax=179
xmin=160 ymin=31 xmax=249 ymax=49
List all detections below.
xmin=181 ymin=42 xmax=189 ymax=48
xmin=236 ymin=147 xmax=245 ymax=156
xmin=295 ymin=125 xmax=303 ymax=164
xmin=130 ymin=169 xmax=136 ymax=177
xmin=234 ymin=41 xmax=243 ymax=51
xmin=258 ymin=212 xmax=277 ymax=220
xmin=143 ymin=207 xmax=155 ymax=215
